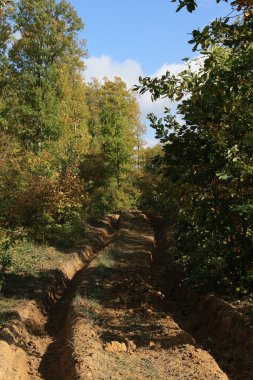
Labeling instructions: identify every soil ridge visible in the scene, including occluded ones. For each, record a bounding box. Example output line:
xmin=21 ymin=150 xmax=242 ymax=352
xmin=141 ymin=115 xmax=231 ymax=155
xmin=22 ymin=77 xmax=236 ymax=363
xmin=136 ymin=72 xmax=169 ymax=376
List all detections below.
xmin=0 ymin=213 xmax=120 ymax=380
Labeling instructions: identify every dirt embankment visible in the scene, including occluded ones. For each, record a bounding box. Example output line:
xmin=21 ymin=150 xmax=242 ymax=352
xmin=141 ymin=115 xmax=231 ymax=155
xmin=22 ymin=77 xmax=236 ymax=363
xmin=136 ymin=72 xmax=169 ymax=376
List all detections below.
xmin=64 ymin=212 xmax=227 ymax=380
xmin=1 ymin=211 xmax=252 ymax=380
xmin=0 ymin=214 xmax=120 ymax=380
xmin=150 ymin=217 xmax=253 ymax=380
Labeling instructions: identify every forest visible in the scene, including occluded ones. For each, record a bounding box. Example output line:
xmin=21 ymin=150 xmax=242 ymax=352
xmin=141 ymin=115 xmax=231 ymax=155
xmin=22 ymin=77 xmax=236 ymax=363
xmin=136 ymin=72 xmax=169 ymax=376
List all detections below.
xmin=0 ymin=0 xmax=146 ymax=287
xmin=0 ymin=1 xmax=253 ymax=379
xmin=0 ymin=0 xmax=253 ymax=299
xmin=138 ymin=0 xmax=253 ymax=296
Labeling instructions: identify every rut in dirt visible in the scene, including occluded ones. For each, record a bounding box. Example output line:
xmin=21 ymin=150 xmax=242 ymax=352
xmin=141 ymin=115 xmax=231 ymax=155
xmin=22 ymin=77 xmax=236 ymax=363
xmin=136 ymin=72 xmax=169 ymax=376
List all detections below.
xmin=4 ymin=211 xmax=250 ymax=379
xmin=25 ymin=211 xmax=230 ymax=380
xmin=65 ymin=212 xmax=228 ymax=380
xmin=37 ymin=269 xmax=87 ymax=380
xmin=23 ymin=220 xmax=120 ymax=380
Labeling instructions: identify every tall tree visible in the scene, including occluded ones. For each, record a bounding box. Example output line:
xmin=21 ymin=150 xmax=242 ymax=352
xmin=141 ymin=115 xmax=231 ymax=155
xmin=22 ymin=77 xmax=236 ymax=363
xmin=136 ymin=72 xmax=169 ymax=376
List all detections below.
xmin=83 ymin=78 xmax=145 ymax=215
xmin=0 ymin=0 xmax=90 ymax=244
xmin=2 ymin=0 xmax=86 ymax=151
xmin=0 ymin=3 xmax=12 ymax=126
xmin=136 ymin=1 xmax=253 ymax=294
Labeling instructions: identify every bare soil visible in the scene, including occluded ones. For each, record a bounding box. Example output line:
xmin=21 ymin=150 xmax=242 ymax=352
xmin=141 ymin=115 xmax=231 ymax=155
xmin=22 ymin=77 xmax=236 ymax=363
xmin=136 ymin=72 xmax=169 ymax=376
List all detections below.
xmin=150 ymin=217 xmax=253 ymax=380
xmin=63 ymin=212 xmax=227 ymax=380
xmin=0 ymin=214 xmax=120 ymax=380
xmin=1 ymin=211 xmax=252 ymax=379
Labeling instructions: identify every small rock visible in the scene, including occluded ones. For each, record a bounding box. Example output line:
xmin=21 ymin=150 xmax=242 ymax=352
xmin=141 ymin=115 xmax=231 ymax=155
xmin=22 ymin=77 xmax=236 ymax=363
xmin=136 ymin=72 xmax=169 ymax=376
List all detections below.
xmin=104 ymin=341 xmax=127 ymax=353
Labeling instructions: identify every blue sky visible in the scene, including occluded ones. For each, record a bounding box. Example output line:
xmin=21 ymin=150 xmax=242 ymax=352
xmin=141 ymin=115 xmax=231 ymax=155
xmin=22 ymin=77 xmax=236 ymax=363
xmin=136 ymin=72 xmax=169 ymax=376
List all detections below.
xmin=69 ymin=0 xmax=231 ymax=145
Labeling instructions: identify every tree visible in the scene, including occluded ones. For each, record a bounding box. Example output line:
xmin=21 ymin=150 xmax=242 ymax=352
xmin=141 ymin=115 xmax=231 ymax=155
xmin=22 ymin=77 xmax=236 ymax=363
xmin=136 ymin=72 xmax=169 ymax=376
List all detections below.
xmin=137 ymin=144 xmax=165 ymax=212
xmin=83 ymin=77 xmax=145 ymax=216
xmin=0 ymin=0 xmax=90 ymax=246
xmin=0 ymin=1 xmax=144 ymax=248
xmin=171 ymin=0 xmax=253 ymax=53
xmin=136 ymin=1 xmax=253 ymax=294
xmin=2 ymin=0 xmax=86 ymax=151
xmin=0 ymin=2 xmax=12 ymax=125
xmin=171 ymin=0 xmax=253 ymax=14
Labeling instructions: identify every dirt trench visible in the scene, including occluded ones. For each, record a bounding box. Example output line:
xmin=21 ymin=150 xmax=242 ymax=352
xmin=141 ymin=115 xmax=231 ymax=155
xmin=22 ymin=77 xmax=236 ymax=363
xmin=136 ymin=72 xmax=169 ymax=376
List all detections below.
xmin=56 ymin=212 xmax=228 ymax=380
xmin=149 ymin=218 xmax=253 ymax=380
xmin=0 ymin=212 xmax=232 ymax=379
xmin=0 ymin=214 xmax=120 ymax=380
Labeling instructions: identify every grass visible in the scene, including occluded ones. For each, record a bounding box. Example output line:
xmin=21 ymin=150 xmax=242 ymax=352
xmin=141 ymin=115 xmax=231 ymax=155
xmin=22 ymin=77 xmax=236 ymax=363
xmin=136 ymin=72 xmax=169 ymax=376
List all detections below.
xmin=92 ymin=247 xmax=118 ymax=280
xmin=72 ymin=247 xmax=118 ymax=323
xmin=97 ymin=244 xmax=126 ymax=269
xmin=74 ymin=293 xmax=102 ymax=323
xmin=0 ymin=238 xmax=78 ymax=324
xmin=98 ymin=251 xmax=116 ymax=269
xmin=0 ymin=297 xmax=19 ymax=325
xmin=9 ymin=239 xmax=72 ymax=275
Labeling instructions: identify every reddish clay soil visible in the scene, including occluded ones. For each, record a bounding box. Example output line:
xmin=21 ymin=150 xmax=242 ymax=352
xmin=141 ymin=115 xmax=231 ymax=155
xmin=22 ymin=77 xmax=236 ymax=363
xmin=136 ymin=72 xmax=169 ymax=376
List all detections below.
xmin=1 ymin=212 xmax=252 ymax=379
xmin=0 ymin=215 xmax=120 ymax=380
xmin=61 ymin=212 xmax=227 ymax=380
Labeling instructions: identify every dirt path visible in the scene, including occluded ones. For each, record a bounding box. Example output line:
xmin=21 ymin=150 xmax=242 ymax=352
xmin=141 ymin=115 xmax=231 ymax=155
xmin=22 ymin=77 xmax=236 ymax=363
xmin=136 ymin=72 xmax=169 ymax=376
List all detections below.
xmin=149 ymin=220 xmax=253 ymax=380
xmin=62 ymin=212 xmax=228 ymax=380
xmin=1 ymin=212 xmax=229 ymax=379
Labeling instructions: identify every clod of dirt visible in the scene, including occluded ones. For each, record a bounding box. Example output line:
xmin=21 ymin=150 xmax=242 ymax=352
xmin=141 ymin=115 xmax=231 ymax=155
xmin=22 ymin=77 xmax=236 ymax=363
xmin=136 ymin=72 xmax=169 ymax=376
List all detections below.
xmin=104 ymin=341 xmax=128 ymax=353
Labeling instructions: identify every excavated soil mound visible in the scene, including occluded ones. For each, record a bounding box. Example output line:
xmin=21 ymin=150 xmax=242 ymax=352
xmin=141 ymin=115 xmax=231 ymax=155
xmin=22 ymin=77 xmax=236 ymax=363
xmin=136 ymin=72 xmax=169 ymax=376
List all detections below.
xmin=66 ymin=212 xmax=227 ymax=380
xmin=150 ymin=218 xmax=253 ymax=380
xmin=0 ymin=214 xmax=120 ymax=380
xmin=3 ymin=211 xmax=248 ymax=379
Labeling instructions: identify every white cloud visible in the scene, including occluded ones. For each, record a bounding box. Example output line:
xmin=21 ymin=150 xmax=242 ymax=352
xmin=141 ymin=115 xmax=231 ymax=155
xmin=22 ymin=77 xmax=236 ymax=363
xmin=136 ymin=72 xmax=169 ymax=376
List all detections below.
xmin=85 ymin=55 xmax=188 ymax=122
xmin=144 ymin=138 xmax=159 ymax=148
xmin=84 ymin=55 xmax=143 ymax=88
xmin=136 ymin=91 xmax=171 ymax=122
xmin=152 ymin=62 xmax=186 ymax=78
xmin=84 ymin=54 xmax=202 ymax=146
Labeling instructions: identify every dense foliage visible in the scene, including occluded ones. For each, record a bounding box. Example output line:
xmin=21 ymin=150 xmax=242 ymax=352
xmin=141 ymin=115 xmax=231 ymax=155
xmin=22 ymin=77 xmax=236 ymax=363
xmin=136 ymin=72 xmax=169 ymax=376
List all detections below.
xmin=137 ymin=0 xmax=253 ymax=295
xmin=0 ymin=0 xmax=144 ymax=287
xmin=83 ymin=78 xmax=144 ymax=217
xmin=1 ymin=0 xmax=252 ymax=299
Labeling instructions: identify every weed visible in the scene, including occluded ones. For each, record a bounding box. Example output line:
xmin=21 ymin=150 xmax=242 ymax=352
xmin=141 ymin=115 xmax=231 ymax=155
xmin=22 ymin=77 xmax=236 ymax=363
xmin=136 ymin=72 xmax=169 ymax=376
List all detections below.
xmin=98 ymin=250 xmax=115 ymax=269
xmin=0 ymin=231 xmax=15 ymax=291
xmin=0 ymin=297 xmax=17 ymax=325
xmin=74 ymin=294 xmax=102 ymax=323
xmin=10 ymin=240 xmax=44 ymax=275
